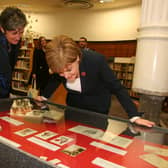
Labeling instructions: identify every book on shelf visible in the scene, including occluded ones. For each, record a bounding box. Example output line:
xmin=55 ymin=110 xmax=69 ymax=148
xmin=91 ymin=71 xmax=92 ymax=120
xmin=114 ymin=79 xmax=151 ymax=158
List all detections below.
xmin=110 ymin=56 xmax=139 ymax=99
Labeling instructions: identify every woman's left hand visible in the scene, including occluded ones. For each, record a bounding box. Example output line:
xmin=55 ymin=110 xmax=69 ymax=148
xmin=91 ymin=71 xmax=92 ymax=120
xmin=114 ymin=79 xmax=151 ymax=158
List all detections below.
xmin=134 ymin=118 xmax=155 ymax=127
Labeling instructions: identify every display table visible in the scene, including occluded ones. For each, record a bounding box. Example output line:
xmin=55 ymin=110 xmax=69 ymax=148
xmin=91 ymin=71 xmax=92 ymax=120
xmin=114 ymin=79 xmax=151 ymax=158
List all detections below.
xmin=0 ymin=97 xmax=168 ymax=168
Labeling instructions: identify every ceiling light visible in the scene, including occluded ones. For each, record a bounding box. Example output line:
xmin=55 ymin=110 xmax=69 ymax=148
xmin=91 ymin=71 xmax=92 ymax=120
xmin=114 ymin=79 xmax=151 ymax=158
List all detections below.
xmin=64 ymin=0 xmax=93 ymax=9
xmin=99 ymin=0 xmax=115 ymax=3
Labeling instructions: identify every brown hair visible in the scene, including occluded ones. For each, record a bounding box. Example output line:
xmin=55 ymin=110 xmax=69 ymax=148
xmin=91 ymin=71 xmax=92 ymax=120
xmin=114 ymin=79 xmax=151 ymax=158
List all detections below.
xmin=45 ymin=35 xmax=82 ymax=73
xmin=79 ymin=37 xmax=87 ymax=42
xmin=0 ymin=7 xmax=27 ymax=31
xmin=37 ymin=36 xmax=46 ymax=49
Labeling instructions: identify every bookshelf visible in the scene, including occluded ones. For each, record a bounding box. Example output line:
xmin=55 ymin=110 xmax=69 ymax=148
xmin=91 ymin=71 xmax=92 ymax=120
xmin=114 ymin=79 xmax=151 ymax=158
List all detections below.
xmin=12 ymin=47 xmax=33 ymax=95
xmin=110 ymin=57 xmax=139 ymax=99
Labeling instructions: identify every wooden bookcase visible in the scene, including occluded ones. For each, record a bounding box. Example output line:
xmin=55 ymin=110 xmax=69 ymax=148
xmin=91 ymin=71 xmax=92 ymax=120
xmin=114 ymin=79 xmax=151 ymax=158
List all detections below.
xmin=110 ymin=57 xmax=139 ymax=100
xmin=12 ymin=47 xmax=33 ymax=95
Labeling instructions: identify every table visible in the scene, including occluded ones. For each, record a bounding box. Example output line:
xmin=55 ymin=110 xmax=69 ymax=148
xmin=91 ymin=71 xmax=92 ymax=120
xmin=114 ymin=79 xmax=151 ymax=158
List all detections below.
xmin=0 ymin=97 xmax=168 ymax=168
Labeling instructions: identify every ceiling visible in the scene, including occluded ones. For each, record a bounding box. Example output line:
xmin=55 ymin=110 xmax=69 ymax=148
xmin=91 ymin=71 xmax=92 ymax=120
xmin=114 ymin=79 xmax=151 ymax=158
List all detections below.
xmin=0 ymin=0 xmax=141 ymax=13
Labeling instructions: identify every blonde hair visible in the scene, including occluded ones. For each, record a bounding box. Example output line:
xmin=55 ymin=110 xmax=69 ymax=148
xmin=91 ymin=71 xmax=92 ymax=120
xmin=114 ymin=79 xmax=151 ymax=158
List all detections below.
xmin=45 ymin=35 xmax=81 ymax=73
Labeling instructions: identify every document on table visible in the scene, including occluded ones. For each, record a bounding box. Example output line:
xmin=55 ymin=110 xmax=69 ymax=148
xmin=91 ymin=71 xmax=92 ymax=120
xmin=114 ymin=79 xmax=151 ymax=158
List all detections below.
xmin=0 ymin=116 xmax=24 ymax=126
xmin=68 ymin=125 xmax=104 ymax=139
xmin=0 ymin=136 xmax=21 ymax=148
xmin=92 ymin=157 xmax=126 ymax=168
xmin=90 ymin=141 xmax=127 ymax=156
xmin=144 ymin=144 xmax=168 ymax=157
xmin=99 ymin=135 xmax=132 ymax=149
xmin=140 ymin=153 xmax=168 ymax=168
xmin=27 ymin=137 xmax=60 ymax=151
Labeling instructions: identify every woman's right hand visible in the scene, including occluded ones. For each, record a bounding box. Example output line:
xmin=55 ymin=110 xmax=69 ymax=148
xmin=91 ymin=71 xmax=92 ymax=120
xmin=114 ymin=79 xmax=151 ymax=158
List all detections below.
xmin=35 ymin=96 xmax=47 ymax=102
xmin=34 ymin=96 xmax=48 ymax=109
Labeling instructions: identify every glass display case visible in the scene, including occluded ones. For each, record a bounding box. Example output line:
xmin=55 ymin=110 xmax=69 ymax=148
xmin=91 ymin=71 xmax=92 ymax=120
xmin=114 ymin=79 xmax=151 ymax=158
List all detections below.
xmin=0 ymin=97 xmax=168 ymax=168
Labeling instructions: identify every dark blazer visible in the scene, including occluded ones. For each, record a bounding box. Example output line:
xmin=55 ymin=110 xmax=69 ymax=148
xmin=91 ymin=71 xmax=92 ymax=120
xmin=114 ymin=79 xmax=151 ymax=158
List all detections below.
xmin=43 ymin=49 xmax=140 ymax=118
xmin=0 ymin=32 xmax=20 ymax=98
xmin=31 ymin=48 xmax=49 ymax=93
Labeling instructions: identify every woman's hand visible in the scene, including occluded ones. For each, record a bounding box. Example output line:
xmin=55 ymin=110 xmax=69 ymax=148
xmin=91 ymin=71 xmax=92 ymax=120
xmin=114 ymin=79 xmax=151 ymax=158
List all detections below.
xmin=34 ymin=96 xmax=47 ymax=104
xmin=134 ymin=118 xmax=155 ymax=127
xmin=35 ymin=96 xmax=46 ymax=101
xmin=34 ymin=96 xmax=48 ymax=109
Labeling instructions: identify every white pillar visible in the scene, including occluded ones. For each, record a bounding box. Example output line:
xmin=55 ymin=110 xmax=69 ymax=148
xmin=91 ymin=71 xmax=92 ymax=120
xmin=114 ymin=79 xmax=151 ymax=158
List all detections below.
xmin=132 ymin=0 xmax=168 ymax=96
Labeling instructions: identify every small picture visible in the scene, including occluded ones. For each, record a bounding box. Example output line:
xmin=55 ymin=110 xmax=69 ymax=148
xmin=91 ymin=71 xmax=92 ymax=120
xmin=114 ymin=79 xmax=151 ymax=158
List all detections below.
xmin=35 ymin=130 xmax=57 ymax=140
xmin=83 ymin=129 xmax=97 ymax=135
xmin=50 ymin=136 xmax=73 ymax=146
xmin=15 ymin=128 xmax=37 ymax=137
xmin=62 ymin=144 xmax=86 ymax=157
xmin=68 ymin=125 xmax=104 ymax=139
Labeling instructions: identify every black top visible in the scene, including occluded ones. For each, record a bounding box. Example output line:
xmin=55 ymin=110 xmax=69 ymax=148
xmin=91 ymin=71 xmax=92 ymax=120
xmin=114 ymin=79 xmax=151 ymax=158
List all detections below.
xmin=0 ymin=31 xmax=20 ymax=98
xmin=31 ymin=48 xmax=49 ymax=93
xmin=42 ymin=49 xmax=140 ymax=118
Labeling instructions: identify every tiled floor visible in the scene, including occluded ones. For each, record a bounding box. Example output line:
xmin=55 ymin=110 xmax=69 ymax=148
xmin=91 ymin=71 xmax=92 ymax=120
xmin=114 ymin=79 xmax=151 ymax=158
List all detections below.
xmin=108 ymin=96 xmax=128 ymax=119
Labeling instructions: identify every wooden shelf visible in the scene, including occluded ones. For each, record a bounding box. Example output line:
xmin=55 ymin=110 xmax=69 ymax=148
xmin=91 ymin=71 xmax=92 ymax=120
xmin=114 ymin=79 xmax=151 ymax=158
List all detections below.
xmin=17 ymin=56 xmax=30 ymax=59
xmin=14 ymin=67 xmax=29 ymax=71
xmin=12 ymin=78 xmax=28 ymax=83
xmin=12 ymin=47 xmax=34 ymax=95
xmin=111 ymin=56 xmax=139 ymax=100
xmin=12 ymin=87 xmax=28 ymax=93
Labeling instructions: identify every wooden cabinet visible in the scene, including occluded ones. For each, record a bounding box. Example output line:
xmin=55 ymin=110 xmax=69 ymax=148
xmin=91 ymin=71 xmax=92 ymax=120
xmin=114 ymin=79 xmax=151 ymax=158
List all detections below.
xmin=110 ymin=57 xmax=139 ymax=99
xmin=87 ymin=40 xmax=137 ymax=59
xmin=12 ymin=47 xmax=33 ymax=95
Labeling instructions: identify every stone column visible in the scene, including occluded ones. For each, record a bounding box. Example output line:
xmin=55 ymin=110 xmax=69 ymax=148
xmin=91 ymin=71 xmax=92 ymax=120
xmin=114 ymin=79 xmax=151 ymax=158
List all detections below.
xmin=138 ymin=95 xmax=165 ymax=124
xmin=132 ymin=0 xmax=168 ymax=124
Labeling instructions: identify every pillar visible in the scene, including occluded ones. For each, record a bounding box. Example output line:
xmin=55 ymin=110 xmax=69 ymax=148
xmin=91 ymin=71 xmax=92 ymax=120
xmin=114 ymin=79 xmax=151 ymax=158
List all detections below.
xmin=132 ymin=0 xmax=168 ymax=124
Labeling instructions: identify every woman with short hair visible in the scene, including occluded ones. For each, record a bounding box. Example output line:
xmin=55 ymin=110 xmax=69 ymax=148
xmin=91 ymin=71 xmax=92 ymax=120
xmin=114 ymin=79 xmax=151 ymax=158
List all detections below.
xmin=0 ymin=7 xmax=27 ymax=98
xmin=37 ymin=35 xmax=155 ymax=128
xmin=31 ymin=36 xmax=50 ymax=94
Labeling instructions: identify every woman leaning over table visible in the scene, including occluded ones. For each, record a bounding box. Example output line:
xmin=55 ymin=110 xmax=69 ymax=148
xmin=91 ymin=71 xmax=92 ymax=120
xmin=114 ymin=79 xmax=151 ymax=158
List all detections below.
xmin=37 ymin=35 xmax=155 ymax=128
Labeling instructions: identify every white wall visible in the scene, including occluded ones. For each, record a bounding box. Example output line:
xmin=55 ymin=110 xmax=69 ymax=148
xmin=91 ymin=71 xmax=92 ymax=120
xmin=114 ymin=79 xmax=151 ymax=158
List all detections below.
xmin=1 ymin=5 xmax=141 ymax=41
xmin=25 ymin=5 xmax=141 ymax=41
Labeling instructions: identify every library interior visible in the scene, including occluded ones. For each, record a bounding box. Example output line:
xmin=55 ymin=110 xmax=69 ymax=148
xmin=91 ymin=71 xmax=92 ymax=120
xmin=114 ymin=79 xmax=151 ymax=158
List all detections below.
xmin=0 ymin=1 xmax=168 ymax=168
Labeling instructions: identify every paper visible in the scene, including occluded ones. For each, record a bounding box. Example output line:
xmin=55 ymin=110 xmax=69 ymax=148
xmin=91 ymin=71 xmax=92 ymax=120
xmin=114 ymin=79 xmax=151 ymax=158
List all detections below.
xmin=48 ymin=158 xmax=61 ymax=165
xmin=62 ymin=144 xmax=86 ymax=157
xmin=90 ymin=141 xmax=127 ymax=156
xmin=27 ymin=137 xmax=60 ymax=151
xmin=50 ymin=135 xmax=73 ymax=146
xmin=0 ymin=136 xmax=21 ymax=148
xmin=99 ymin=135 xmax=132 ymax=149
xmin=35 ymin=131 xmax=57 ymax=140
xmin=92 ymin=157 xmax=126 ymax=168
xmin=57 ymin=163 xmax=70 ymax=168
xmin=68 ymin=125 xmax=104 ymax=139
xmin=144 ymin=144 xmax=168 ymax=157
xmin=0 ymin=116 xmax=24 ymax=126
xmin=140 ymin=153 xmax=168 ymax=168
xmin=15 ymin=128 xmax=37 ymax=137
xmin=39 ymin=156 xmax=48 ymax=160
